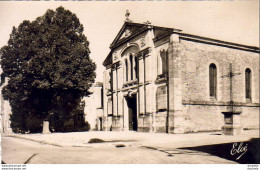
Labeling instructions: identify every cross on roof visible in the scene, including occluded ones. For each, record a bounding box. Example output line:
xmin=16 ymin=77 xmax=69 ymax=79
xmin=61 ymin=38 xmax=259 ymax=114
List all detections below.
xmin=125 ymin=10 xmax=132 ymax=22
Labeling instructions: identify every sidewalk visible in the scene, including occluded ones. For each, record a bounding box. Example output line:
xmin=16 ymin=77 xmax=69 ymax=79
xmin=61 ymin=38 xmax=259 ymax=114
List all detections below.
xmin=4 ymin=129 xmax=259 ymax=148
xmin=2 ymin=130 xmax=259 ymax=164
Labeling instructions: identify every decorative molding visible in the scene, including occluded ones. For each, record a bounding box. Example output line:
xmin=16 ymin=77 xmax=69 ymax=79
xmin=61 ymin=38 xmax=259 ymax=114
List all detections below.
xmin=143 ymin=21 xmax=152 ymax=25
xmin=153 ymin=32 xmax=172 ymax=43
xmin=140 ymin=36 xmax=146 ymax=47
xmin=111 ymin=61 xmax=121 ymax=70
xmin=113 ymin=51 xmax=118 ymax=61
xmin=137 ymin=47 xmax=151 ymax=60
xmin=120 ymin=43 xmax=140 ymax=59
xmin=123 ymin=79 xmax=138 ymax=88
xmin=155 ymin=39 xmax=170 ymax=48
xmin=112 ymin=115 xmax=122 ymax=119
xmin=124 ymin=29 xmax=132 ymax=37
xmin=111 ymin=27 xmax=148 ymax=49
xmin=155 ymin=74 xmax=167 ymax=84
xmin=139 ymin=112 xmax=153 ymax=116
xmin=122 ymin=85 xmax=138 ymax=92
xmin=183 ymin=100 xmax=260 ymax=107
xmin=106 ymin=64 xmax=112 ymax=69
xmin=122 ymin=89 xmax=138 ymax=97
xmin=106 ymin=90 xmax=112 ymax=96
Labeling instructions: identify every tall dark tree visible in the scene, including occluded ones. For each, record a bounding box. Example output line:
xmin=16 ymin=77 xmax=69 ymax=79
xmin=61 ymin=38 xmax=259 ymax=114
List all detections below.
xmin=0 ymin=7 xmax=96 ymax=133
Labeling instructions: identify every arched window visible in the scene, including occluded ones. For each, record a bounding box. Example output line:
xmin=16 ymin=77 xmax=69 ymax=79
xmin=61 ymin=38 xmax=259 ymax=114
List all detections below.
xmin=121 ymin=45 xmax=139 ymax=82
xmin=108 ymin=69 xmax=113 ymax=91
xmin=125 ymin=59 xmax=128 ymax=82
xmin=134 ymin=56 xmax=138 ymax=79
xmin=130 ymin=54 xmax=133 ymax=80
xmin=209 ymin=63 xmax=217 ymax=98
xmin=245 ymin=68 xmax=251 ymax=100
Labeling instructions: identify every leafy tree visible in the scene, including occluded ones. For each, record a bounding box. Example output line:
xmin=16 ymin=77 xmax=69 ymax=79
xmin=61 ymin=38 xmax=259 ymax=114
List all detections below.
xmin=0 ymin=6 xmax=96 ymax=133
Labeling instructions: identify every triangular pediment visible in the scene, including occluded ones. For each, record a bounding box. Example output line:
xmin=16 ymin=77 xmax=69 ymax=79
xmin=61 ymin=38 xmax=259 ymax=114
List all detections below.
xmin=110 ymin=22 xmax=149 ymax=49
xmin=118 ymin=25 xmax=143 ymax=40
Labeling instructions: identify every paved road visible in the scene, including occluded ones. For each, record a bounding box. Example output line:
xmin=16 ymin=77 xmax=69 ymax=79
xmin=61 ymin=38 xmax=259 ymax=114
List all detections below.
xmin=2 ymin=136 xmax=236 ymax=164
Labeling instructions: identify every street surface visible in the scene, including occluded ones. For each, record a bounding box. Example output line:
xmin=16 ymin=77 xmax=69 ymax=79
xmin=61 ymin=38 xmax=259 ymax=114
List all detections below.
xmin=1 ymin=130 xmax=259 ymax=164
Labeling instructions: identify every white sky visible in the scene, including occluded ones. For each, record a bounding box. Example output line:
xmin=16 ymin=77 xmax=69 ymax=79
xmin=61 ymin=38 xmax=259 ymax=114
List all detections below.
xmin=0 ymin=1 xmax=259 ymax=82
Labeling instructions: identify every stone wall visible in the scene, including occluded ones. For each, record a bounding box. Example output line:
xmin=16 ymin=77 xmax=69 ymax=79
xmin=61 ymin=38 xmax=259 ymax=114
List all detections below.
xmin=180 ymin=40 xmax=259 ymax=103
xmin=178 ymin=38 xmax=259 ymax=132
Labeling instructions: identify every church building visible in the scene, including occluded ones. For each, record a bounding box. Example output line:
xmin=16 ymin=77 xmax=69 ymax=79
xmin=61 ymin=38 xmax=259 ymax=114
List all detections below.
xmin=102 ymin=17 xmax=259 ymax=133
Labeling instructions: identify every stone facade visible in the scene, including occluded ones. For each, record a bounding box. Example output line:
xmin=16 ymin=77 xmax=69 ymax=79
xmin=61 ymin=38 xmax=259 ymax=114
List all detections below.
xmin=102 ymin=21 xmax=259 ymax=133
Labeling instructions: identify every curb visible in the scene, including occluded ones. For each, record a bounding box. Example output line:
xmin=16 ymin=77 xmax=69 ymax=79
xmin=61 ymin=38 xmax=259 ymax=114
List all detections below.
xmin=5 ymin=135 xmax=63 ymax=147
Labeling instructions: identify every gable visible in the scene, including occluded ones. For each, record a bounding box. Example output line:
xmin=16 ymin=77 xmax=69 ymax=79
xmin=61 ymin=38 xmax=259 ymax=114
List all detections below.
xmin=118 ymin=25 xmax=143 ymax=40
xmin=110 ymin=22 xmax=150 ymax=49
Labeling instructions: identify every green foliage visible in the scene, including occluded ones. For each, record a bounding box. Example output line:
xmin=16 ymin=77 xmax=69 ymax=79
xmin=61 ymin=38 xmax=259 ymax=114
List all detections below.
xmin=0 ymin=6 xmax=96 ymax=133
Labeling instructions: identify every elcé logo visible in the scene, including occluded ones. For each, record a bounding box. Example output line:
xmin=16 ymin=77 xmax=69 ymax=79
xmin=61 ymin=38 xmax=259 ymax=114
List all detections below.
xmin=230 ymin=142 xmax=248 ymax=160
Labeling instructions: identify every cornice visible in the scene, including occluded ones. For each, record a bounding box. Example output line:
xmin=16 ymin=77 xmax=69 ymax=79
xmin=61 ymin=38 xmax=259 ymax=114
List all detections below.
xmin=137 ymin=47 xmax=151 ymax=60
xmin=178 ymin=33 xmax=260 ymax=53
xmin=111 ymin=61 xmax=121 ymax=70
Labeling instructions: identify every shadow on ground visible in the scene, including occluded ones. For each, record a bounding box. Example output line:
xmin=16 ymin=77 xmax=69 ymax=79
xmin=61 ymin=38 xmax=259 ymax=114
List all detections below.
xmin=88 ymin=138 xmax=137 ymax=144
xmin=179 ymin=138 xmax=260 ymax=164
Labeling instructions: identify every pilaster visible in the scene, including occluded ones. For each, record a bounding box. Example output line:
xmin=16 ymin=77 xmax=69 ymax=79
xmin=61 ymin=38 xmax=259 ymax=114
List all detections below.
xmin=168 ymin=34 xmax=184 ymax=134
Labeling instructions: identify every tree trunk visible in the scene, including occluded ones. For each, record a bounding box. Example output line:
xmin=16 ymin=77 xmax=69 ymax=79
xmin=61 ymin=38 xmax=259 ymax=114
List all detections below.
xmin=42 ymin=121 xmax=51 ymax=134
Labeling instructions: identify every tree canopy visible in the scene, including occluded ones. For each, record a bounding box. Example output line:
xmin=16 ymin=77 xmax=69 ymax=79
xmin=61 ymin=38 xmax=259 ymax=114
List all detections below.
xmin=0 ymin=6 xmax=95 ymax=133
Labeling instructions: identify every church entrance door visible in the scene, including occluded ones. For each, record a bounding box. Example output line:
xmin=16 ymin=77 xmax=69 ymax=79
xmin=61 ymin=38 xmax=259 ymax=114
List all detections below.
xmin=127 ymin=95 xmax=138 ymax=131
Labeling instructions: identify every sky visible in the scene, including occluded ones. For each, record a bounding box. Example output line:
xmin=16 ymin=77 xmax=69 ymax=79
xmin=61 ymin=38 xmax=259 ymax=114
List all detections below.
xmin=0 ymin=1 xmax=259 ymax=82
